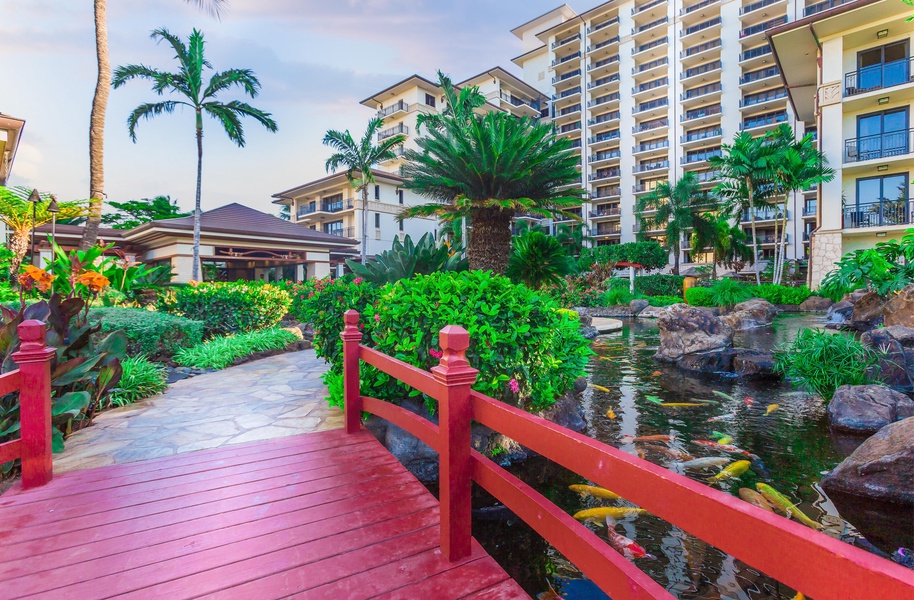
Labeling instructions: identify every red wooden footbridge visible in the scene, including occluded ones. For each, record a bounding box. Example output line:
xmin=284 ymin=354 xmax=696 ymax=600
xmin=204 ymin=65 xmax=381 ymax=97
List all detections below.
xmin=0 ymin=316 xmax=911 ymax=599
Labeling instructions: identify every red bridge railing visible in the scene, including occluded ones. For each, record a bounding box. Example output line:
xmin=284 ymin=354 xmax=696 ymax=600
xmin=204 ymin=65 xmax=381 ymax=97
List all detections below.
xmin=340 ymin=310 xmax=913 ymax=600
xmin=0 ymin=320 xmax=56 ymax=490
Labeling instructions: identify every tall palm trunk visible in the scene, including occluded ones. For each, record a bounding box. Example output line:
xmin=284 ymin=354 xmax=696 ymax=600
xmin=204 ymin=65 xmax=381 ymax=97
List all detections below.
xmin=8 ymin=230 xmax=28 ymax=283
xmin=361 ymin=185 xmax=368 ymax=265
xmin=672 ymin=235 xmax=680 ymax=275
xmin=746 ymin=181 xmax=761 ymax=285
xmin=771 ymin=204 xmax=780 ymax=285
xmin=469 ymin=208 xmax=512 ymax=273
xmin=82 ymin=0 xmax=109 ymax=250
xmin=193 ymin=113 xmax=203 ymax=281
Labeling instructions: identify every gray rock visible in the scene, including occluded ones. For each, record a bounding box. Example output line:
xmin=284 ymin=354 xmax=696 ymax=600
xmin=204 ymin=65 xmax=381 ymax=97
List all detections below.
xmin=537 ymin=391 xmax=586 ymax=432
xmin=732 ymin=349 xmax=777 ymax=378
xmin=824 ymin=300 xmax=854 ymax=327
xmin=862 ymin=325 xmax=914 ymax=349
xmin=637 ymin=305 xmax=668 ymax=318
xmin=572 ymin=377 xmax=588 ymax=393
xmin=719 ymin=299 xmax=779 ymax=330
xmin=850 ymin=291 xmax=886 ymax=331
xmin=629 ymin=299 xmax=649 ymax=315
xmin=828 ymin=385 xmax=914 ymax=434
xmin=883 ymin=284 xmax=914 ymax=328
xmin=676 ymin=348 xmax=777 ymax=379
xmin=843 ymin=289 xmax=870 ymax=303
xmin=580 ymin=326 xmax=599 ymax=340
xmin=655 ymin=304 xmax=734 ymax=362
xmin=799 ymin=296 xmax=834 ymax=312
xmin=861 ymin=326 xmax=914 ymax=391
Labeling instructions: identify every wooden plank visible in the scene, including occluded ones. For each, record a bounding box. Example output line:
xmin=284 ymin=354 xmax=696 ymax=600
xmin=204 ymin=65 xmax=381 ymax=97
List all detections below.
xmin=374 ymin=556 xmax=512 ymax=600
xmin=0 ymin=462 xmax=416 ymax=582
xmin=461 ymin=579 xmax=531 ymax=599
xmin=0 ymin=368 xmax=21 ymax=397
xmin=5 ymin=487 xmax=437 ymax=598
xmin=362 ymin=395 xmax=440 ymax=451
xmin=119 ymin=507 xmax=442 ymax=599
xmin=0 ymin=459 xmax=416 ymax=555
xmin=0 ymin=436 xmax=389 ymax=528
xmin=0 ymin=439 xmax=20 ymax=464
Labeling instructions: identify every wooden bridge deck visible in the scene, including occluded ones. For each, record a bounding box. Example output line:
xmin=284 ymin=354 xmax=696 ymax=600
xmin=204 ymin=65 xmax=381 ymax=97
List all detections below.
xmin=0 ymin=429 xmax=528 ymax=599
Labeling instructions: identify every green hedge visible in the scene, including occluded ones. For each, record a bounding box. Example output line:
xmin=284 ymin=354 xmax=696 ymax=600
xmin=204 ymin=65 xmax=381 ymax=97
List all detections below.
xmin=636 ymin=274 xmax=684 ymax=297
xmin=171 ymin=281 xmax=292 ymax=337
xmin=750 ymin=284 xmax=812 ymax=305
xmin=89 ymin=307 xmax=204 ymax=360
xmin=685 ymin=287 xmax=714 ymax=306
xmin=647 ymin=295 xmax=682 ymax=307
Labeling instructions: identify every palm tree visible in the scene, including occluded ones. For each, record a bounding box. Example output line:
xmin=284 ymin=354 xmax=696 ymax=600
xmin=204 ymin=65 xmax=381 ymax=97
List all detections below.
xmin=690 ymin=211 xmax=752 ymax=280
xmin=83 ymin=0 xmax=227 ymax=251
xmin=709 ymin=132 xmax=781 ymax=285
xmin=0 ymin=187 xmax=84 ymax=281
xmin=323 ymin=118 xmax=406 ymax=265
xmin=507 ymin=231 xmax=577 ymax=289
xmin=636 ymin=172 xmax=709 ymax=275
xmin=400 ymin=76 xmax=583 ymax=273
xmin=112 ymin=27 xmax=277 ymax=281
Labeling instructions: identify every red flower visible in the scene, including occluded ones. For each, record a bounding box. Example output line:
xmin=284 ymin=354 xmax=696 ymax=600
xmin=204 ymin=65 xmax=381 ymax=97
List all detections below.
xmin=428 ymin=348 xmax=443 ymax=360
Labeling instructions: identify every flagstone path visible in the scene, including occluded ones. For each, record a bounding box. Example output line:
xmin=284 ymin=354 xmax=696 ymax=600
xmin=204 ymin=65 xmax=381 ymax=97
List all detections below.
xmin=53 ymin=349 xmax=341 ymax=473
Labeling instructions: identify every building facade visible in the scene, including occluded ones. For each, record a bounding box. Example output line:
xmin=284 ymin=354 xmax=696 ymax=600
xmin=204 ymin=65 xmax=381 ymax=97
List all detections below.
xmin=770 ymin=0 xmax=912 ymax=287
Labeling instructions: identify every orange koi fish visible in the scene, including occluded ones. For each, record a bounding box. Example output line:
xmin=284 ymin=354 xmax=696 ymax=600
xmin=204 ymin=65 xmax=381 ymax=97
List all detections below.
xmin=605 ymin=516 xmax=655 ymax=560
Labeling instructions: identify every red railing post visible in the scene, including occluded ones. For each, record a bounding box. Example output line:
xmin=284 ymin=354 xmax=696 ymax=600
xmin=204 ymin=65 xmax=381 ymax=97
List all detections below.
xmin=12 ymin=320 xmax=55 ymax=490
xmin=340 ymin=310 xmax=363 ymax=434
xmin=431 ymin=325 xmax=478 ymax=562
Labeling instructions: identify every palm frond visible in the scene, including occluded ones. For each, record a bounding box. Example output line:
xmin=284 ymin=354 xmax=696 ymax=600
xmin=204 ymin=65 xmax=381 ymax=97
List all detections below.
xmin=185 ymin=0 xmax=228 ymax=19
xmin=203 ymin=68 xmax=260 ymax=100
xmin=126 ymin=101 xmax=185 ymax=142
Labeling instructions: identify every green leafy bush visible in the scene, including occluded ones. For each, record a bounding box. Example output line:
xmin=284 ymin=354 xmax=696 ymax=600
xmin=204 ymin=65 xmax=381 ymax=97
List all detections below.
xmin=507 ymin=231 xmax=577 ymax=289
xmin=175 ymin=328 xmax=299 ymax=370
xmin=89 ymin=307 xmax=204 ymax=360
xmin=775 ymin=329 xmax=881 ymax=400
xmin=636 ymin=274 xmax=684 ymax=297
xmin=172 ymin=281 xmax=291 ymax=336
xmin=820 ymin=232 xmax=914 ymax=299
xmin=708 ymin=278 xmax=752 ymax=307
xmin=685 ymin=287 xmax=714 ymax=306
xmin=107 ymin=355 xmax=167 ymax=407
xmin=647 ymin=295 xmax=681 ymax=307
xmin=544 ymin=276 xmax=606 ymax=308
xmin=578 ymin=241 xmax=667 ymax=272
xmin=602 ymin=287 xmax=635 ymax=306
xmin=346 ymin=233 xmax=467 ymax=284
xmin=335 ymin=271 xmax=591 ymax=412
xmin=750 ymin=284 xmax=812 ymax=305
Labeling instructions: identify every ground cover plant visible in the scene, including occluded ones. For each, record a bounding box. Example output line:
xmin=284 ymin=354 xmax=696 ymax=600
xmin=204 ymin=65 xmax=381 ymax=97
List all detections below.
xmin=819 ymin=231 xmax=914 ymax=300
xmin=107 ymin=355 xmax=167 ymax=407
xmin=775 ymin=329 xmax=881 ymax=400
xmin=174 ymin=328 xmax=299 ymax=370
xmin=171 ymin=281 xmax=291 ymax=336
xmin=89 ymin=307 xmax=204 ymax=361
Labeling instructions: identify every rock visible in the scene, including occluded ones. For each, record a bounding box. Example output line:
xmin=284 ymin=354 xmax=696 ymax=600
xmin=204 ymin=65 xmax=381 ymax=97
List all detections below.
xmin=822 ymin=416 xmax=914 ymax=508
xmin=719 ymin=299 xmax=779 ymax=330
xmin=883 ymin=284 xmax=914 ymax=328
xmin=800 ymin=295 xmax=834 ymax=312
xmin=282 ymin=326 xmax=304 ymax=341
xmin=676 ymin=348 xmax=777 ymax=379
xmin=843 ymin=289 xmax=869 ymax=303
xmin=572 ymin=377 xmax=588 ymax=394
xmin=861 ymin=325 xmax=914 ymax=391
xmin=731 ymin=349 xmax=777 ymax=378
xmin=580 ymin=326 xmax=599 ymax=340
xmin=828 ymin=385 xmax=914 ymax=434
xmin=824 ymin=300 xmax=854 ymax=327
xmin=850 ymin=291 xmax=887 ymax=331
xmin=637 ymin=305 xmax=667 ymax=318
xmin=629 ymin=299 xmax=649 ymax=315
xmin=537 ymin=391 xmax=586 ymax=432
xmin=677 ymin=350 xmax=734 ymax=375
xmin=578 ymin=314 xmax=593 ymax=327
xmin=591 ymin=317 xmax=623 ymax=333
xmin=576 ymin=306 xmax=632 ymax=318
xmin=776 ymin=304 xmax=801 ymax=313
xmin=655 ymin=304 xmax=734 ymax=362
xmin=299 ymin=323 xmax=315 ymax=341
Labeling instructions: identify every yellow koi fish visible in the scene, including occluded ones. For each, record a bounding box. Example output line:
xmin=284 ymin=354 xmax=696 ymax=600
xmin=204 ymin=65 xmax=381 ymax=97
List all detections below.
xmin=573 ymin=507 xmax=647 ymax=521
xmin=568 ymin=484 xmax=621 ymax=501
xmin=792 ymin=593 xmax=805 ymax=600
xmin=738 ymin=488 xmax=774 ymax=512
xmin=660 ymin=402 xmax=706 ymax=407
xmin=590 ymin=383 xmax=611 ymax=393
xmin=606 ymin=408 xmax=616 ymax=419
xmin=766 ymin=404 xmax=779 ymax=415
xmin=708 ymin=460 xmax=751 ymax=482
xmin=756 ymin=483 xmax=823 ymax=530
xmin=717 ymin=435 xmax=733 ymax=446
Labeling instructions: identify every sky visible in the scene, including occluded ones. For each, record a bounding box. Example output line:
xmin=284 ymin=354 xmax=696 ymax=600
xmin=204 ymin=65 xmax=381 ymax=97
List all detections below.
xmin=1 ymin=0 xmax=594 ymax=219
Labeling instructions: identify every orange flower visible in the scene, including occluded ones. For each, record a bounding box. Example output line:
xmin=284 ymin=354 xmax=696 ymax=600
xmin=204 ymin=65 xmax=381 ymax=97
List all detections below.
xmin=76 ymin=270 xmax=110 ymax=294
xmin=188 ymin=280 xmax=200 ymax=287
xmin=17 ymin=272 xmax=33 ymax=292
xmin=24 ymin=265 xmax=56 ymax=293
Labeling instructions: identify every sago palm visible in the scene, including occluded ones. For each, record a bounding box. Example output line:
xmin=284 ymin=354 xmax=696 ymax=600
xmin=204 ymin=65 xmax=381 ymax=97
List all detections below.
xmin=323 ymin=117 xmax=406 ymax=265
xmin=0 ymin=187 xmax=85 ymax=281
xmin=636 ymin=172 xmax=708 ymax=275
xmin=112 ymin=27 xmax=277 ymax=281
xmin=400 ymin=92 xmax=583 ymax=273
xmin=507 ymin=231 xmax=577 ymax=290
xmin=84 ymin=0 xmax=227 ymax=250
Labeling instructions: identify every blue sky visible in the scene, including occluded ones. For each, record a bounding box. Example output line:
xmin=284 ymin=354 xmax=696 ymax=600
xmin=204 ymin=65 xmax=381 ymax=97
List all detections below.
xmin=1 ymin=0 xmax=592 ymax=218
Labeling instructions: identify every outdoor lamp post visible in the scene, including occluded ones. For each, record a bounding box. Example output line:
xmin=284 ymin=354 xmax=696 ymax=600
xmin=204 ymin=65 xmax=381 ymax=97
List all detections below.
xmin=27 ymin=189 xmax=40 ymax=267
xmin=47 ymin=195 xmax=60 ymax=249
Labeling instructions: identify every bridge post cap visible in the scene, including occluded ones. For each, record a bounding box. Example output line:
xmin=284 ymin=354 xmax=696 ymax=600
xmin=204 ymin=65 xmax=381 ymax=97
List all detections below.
xmin=13 ymin=320 xmax=53 ymax=363
xmin=340 ymin=310 xmax=363 ymax=342
xmin=343 ymin=310 xmax=360 ymax=325
xmin=438 ymin=325 xmax=469 ymax=352
xmin=432 ymin=325 xmax=477 ymax=386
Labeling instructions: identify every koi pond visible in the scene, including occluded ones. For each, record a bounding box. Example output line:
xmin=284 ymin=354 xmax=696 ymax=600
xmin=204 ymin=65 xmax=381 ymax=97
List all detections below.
xmin=471 ymin=314 xmax=904 ymax=599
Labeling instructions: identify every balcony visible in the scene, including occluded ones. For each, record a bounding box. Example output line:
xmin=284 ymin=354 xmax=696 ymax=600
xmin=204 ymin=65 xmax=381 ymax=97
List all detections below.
xmin=740 ymin=17 xmax=787 ymax=40
xmin=551 ymin=51 xmax=582 ymax=68
xmin=681 ymin=0 xmax=719 ymax=17
xmin=588 ymin=55 xmax=620 ymax=72
xmin=751 ymin=234 xmax=785 ymax=245
xmin=682 ymin=16 xmax=721 ymax=40
xmin=845 ymin=128 xmax=914 ymax=163
xmin=588 ymin=92 xmax=621 ymax=108
xmin=683 ymin=148 xmax=721 ymax=165
xmin=378 ymin=100 xmax=408 ymax=119
xmin=633 ymin=97 xmax=669 ymax=115
xmin=682 ymin=104 xmax=722 ymax=123
xmin=558 ymin=122 xmax=582 ymax=135
xmin=740 ymin=66 xmax=780 ymax=90
xmin=633 ymin=37 xmax=669 ymax=58
xmin=740 ymin=88 xmax=788 ymax=109
xmin=590 ymin=150 xmax=622 ymax=165
xmin=634 ymin=139 xmax=670 ymax=154
xmin=634 ymin=57 xmax=669 ymax=79
xmin=591 ymin=206 xmax=622 ymax=218
xmin=682 ymin=60 xmax=722 ymax=81
xmin=588 ymin=36 xmax=620 ymax=53
xmin=804 ymin=0 xmax=855 ymax=17
xmin=378 ymin=123 xmax=408 ymax=141
xmin=592 ymin=225 xmax=622 ymax=236
xmin=844 ymin=57 xmax=914 ymax=97
xmin=588 ymin=17 xmax=620 ymax=35
xmin=499 ymin=92 xmax=540 ymax=116
xmin=681 ymin=38 xmax=722 ymax=65
xmin=741 ymin=208 xmax=787 ymax=222
xmin=552 ymin=32 xmax=581 ymax=49
xmin=740 ymin=44 xmax=772 ymax=65
xmin=552 ymin=86 xmax=582 ymax=105
xmin=741 ymin=110 xmax=787 ymax=131
xmin=741 ymin=0 xmax=785 ymax=15
xmin=553 ymin=68 xmax=582 ymax=85
xmin=633 ymin=0 xmax=667 ymax=15
xmin=634 ymin=77 xmax=669 ymax=97
xmin=298 ymin=199 xmax=355 ymax=217
xmin=589 ymin=130 xmax=622 ymax=145
xmin=592 ymin=186 xmax=622 ymax=199
xmin=555 ymin=103 xmax=582 ymax=121
xmin=803 ymin=203 xmax=817 ymax=217
xmin=682 ymin=127 xmax=722 ymax=145
xmin=634 ymin=160 xmax=670 ymax=174
xmin=635 ymin=16 xmax=668 ymax=34
xmin=681 ymin=82 xmax=722 ymax=104
xmin=588 ymin=75 xmax=621 ymax=91
xmin=633 ymin=117 xmax=669 ymax=135
xmin=588 ymin=111 xmax=621 ymax=128
xmin=589 ymin=168 xmax=621 ymax=182
xmin=380 ymin=146 xmax=406 ymax=162
xmin=692 ymin=169 xmax=720 ymax=185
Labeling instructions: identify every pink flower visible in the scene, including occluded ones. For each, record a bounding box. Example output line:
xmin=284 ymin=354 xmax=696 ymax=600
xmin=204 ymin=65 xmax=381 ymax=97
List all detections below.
xmin=509 ymin=378 xmax=520 ymax=394
xmin=429 ymin=348 xmax=443 ymax=360
xmin=374 ymin=314 xmax=381 ymax=323
xmin=353 ymin=277 xmax=363 ymax=285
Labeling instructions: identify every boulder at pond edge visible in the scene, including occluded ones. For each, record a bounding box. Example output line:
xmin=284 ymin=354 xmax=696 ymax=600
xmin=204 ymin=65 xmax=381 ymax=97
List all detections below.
xmin=827 ymin=384 xmax=914 ymax=434
xmin=655 ymin=304 xmax=734 ymax=362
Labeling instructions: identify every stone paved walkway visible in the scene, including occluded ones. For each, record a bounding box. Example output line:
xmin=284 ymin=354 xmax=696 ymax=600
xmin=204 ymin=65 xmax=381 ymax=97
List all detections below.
xmin=53 ymin=350 xmax=341 ymax=473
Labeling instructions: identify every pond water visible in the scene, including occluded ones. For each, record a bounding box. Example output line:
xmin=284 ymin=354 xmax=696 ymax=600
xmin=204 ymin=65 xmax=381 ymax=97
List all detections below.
xmin=472 ymin=315 xmax=901 ymax=599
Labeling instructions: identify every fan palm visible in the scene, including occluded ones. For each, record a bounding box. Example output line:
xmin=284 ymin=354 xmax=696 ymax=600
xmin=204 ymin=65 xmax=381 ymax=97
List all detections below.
xmin=636 ymin=172 xmax=709 ymax=275
xmin=709 ymin=132 xmax=780 ymax=285
xmin=400 ymin=75 xmax=584 ymax=273
xmin=323 ymin=117 xmax=406 ymax=265
xmin=84 ymin=0 xmax=227 ymax=250
xmin=112 ymin=27 xmax=277 ymax=281
xmin=0 ymin=187 xmax=85 ymax=281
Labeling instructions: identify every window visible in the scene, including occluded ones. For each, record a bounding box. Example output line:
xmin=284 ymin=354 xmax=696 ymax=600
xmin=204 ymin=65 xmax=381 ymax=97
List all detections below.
xmin=857 ymin=41 xmax=909 ymax=92
xmin=425 ymin=93 xmax=436 ymax=107
xmin=375 ymin=213 xmax=381 ymax=228
xmin=398 ymin=189 xmax=404 ymax=204
xmin=853 ymin=108 xmax=909 ymax=161
xmin=323 ymin=221 xmax=343 ymax=236
xmin=374 ymin=185 xmax=380 ymax=200
xmin=849 ymin=172 xmax=910 ymax=228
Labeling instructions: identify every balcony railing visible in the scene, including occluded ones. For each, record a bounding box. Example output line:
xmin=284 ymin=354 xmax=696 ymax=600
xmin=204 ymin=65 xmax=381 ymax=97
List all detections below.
xmin=682 ymin=38 xmax=722 ymax=59
xmin=693 ymin=169 xmax=720 ymax=183
xmin=741 ymin=44 xmax=771 ymax=62
xmin=558 ymin=104 xmax=582 ymax=116
xmin=589 ymin=36 xmax=621 ymax=52
xmin=804 ymin=0 xmax=855 ymax=16
xmin=741 ymin=66 xmax=780 ymax=84
xmin=845 ymin=57 xmax=914 ymax=96
xmin=590 ymin=169 xmax=621 ymax=181
xmin=803 ymin=203 xmax=817 ymax=216
xmin=637 ymin=16 xmax=668 ymax=32
xmin=845 ymin=128 xmax=914 ymax=162
xmin=633 ymin=118 xmax=669 ymax=133
xmin=588 ymin=75 xmax=621 ymax=89
xmin=500 ymin=92 xmax=538 ymax=110
xmin=634 ymin=37 xmax=668 ymax=55
xmin=553 ymin=69 xmax=582 ymax=84
xmin=634 ymin=160 xmax=670 ymax=173
xmin=588 ymin=17 xmax=620 ymax=33
xmin=592 ymin=225 xmax=622 ymax=236
xmin=552 ymin=52 xmax=582 ymax=67
xmin=635 ymin=139 xmax=670 ymax=153
xmin=740 ymin=88 xmax=788 ymax=107
xmin=324 ymin=226 xmax=355 ymax=238
xmin=589 ymin=131 xmax=621 ymax=144
xmin=588 ymin=92 xmax=621 ymax=107
xmin=588 ymin=56 xmax=620 ymax=71
xmin=634 ymin=0 xmax=666 ymax=14
xmin=590 ymin=150 xmax=622 ymax=162
xmin=636 ymin=57 xmax=668 ymax=73
xmin=589 ymin=111 xmax=620 ymax=125
xmin=683 ymin=148 xmax=722 ymax=164
xmin=682 ymin=104 xmax=722 ymax=122
xmin=741 ymin=0 xmax=782 ymax=14
xmin=378 ymin=123 xmax=408 ymax=141
xmin=740 ymin=17 xmax=787 ymax=38
xmin=591 ymin=207 xmax=622 ymax=217
xmin=552 ymin=32 xmax=581 ymax=49
xmin=683 ymin=60 xmax=722 ymax=80
xmin=559 ymin=122 xmax=582 ymax=133
xmin=742 ymin=208 xmax=787 ymax=222
xmin=684 ymin=16 xmax=721 ymax=37
xmin=682 ymin=82 xmax=722 ymax=100
xmin=681 ymin=0 xmax=719 ymax=15
xmin=378 ymin=100 xmax=408 ymax=118
xmin=741 ymin=111 xmax=787 ymax=130
xmin=634 ymin=97 xmax=669 ymax=113
xmin=593 ymin=186 xmax=622 ymax=198
xmin=845 ymin=200 xmax=912 ymax=228
xmin=299 ymin=199 xmax=355 ymax=216
xmin=552 ymin=86 xmax=582 ymax=100
xmin=635 ymin=77 xmax=668 ymax=94
xmin=682 ymin=127 xmax=722 ymax=143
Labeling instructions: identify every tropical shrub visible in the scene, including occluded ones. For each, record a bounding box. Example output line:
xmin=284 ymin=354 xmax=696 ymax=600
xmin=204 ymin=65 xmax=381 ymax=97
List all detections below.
xmin=507 ymin=231 xmax=577 ymax=289
xmin=107 ymin=355 xmax=167 ymax=407
xmin=346 ymin=233 xmax=467 ymax=284
xmin=708 ymin=278 xmax=752 ymax=307
xmin=172 ymin=281 xmax=291 ymax=336
xmin=88 ymin=307 xmax=204 ymax=360
xmin=175 ymin=328 xmax=299 ymax=370
xmin=636 ymin=274 xmax=684 ymax=298
xmin=544 ymin=276 xmax=606 ymax=308
xmin=775 ymin=329 xmax=881 ymax=400
xmin=326 ymin=271 xmax=592 ymax=412
xmin=685 ymin=287 xmax=714 ymax=307
xmin=647 ymin=295 xmax=682 ymax=307
xmin=819 ymin=234 xmax=914 ymax=299
xmin=602 ymin=287 xmax=635 ymax=306
xmin=750 ymin=284 xmax=812 ymax=305
xmin=578 ymin=241 xmax=667 ymax=272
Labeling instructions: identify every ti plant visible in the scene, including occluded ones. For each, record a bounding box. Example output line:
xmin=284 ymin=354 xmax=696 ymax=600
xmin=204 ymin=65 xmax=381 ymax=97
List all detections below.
xmin=346 ymin=233 xmax=467 ymax=284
